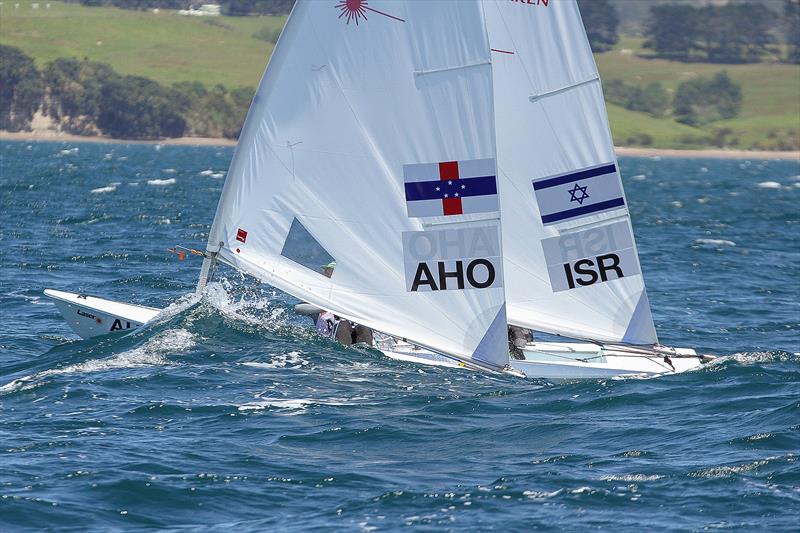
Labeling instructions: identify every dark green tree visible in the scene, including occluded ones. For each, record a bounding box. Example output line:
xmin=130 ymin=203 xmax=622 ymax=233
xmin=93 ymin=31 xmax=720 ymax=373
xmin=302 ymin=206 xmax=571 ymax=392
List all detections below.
xmin=42 ymin=58 xmax=120 ymax=134
xmin=673 ymin=71 xmax=742 ymax=126
xmin=643 ymin=5 xmax=700 ymax=61
xmin=97 ymin=75 xmax=185 ymax=139
xmin=0 ymin=46 xmax=44 ymax=132
xmin=699 ymin=4 xmax=776 ymax=63
xmin=577 ymin=0 xmax=619 ymax=52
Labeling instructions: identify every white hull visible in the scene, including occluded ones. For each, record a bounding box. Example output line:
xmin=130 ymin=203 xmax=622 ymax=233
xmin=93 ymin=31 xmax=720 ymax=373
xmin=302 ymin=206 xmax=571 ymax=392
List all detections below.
xmin=376 ymin=337 xmax=707 ymax=380
xmin=43 ymin=289 xmax=160 ymax=339
xmin=44 ymin=289 xmax=708 ymax=379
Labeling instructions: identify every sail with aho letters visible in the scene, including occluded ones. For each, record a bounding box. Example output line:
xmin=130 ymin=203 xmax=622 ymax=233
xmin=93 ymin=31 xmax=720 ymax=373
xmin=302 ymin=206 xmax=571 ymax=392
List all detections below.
xmin=203 ymin=0 xmax=510 ymax=368
xmin=485 ymin=0 xmax=658 ymax=345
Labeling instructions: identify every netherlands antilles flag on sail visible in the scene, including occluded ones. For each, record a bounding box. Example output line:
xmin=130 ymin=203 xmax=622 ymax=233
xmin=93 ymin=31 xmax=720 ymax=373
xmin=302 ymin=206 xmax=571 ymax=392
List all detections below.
xmin=403 ymin=158 xmax=499 ymax=218
xmin=532 ymin=163 xmax=627 ymax=226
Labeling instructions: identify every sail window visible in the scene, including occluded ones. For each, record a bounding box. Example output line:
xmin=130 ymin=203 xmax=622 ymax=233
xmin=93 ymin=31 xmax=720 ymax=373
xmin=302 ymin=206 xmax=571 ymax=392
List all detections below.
xmin=280 ymin=218 xmax=336 ymax=276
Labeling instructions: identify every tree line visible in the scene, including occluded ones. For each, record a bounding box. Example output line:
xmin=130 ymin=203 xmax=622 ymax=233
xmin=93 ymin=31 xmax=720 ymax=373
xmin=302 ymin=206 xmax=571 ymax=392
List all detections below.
xmin=644 ymin=1 xmax=799 ymax=64
xmin=582 ymin=0 xmax=799 ymax=64
xmin=0 ymin=45 xmax=252 ymax=140
xmin=604 ymin=71 xmax=743 ymax=127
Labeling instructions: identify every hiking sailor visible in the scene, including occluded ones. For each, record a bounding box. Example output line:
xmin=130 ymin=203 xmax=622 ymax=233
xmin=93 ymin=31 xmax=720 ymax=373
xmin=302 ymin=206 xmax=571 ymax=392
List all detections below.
xmin=315 ymin=261 xmax=374 ymax=346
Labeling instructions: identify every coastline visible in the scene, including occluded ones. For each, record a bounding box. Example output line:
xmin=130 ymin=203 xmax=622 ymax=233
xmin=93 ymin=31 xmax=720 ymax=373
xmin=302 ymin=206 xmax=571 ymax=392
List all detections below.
xmin=2 ymin=130 xmax=798 ymax=161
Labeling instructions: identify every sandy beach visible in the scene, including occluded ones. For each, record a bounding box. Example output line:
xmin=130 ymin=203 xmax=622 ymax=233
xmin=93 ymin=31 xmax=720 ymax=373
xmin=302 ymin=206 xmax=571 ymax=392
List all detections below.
xmin=2 ymin=130 xmax=798 ymax=160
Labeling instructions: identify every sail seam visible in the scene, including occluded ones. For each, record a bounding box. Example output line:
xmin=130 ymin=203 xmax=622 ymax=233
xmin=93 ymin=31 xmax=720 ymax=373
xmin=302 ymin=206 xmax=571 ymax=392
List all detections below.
xmin=528 ymin=76 xmax=600 ymax=103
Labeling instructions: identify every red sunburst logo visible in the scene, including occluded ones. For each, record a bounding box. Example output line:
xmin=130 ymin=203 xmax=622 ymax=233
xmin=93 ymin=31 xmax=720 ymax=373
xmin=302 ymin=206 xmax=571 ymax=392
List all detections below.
xmin=336 ymin=0 xmax=367 ymax=25
xmin=335 ymin=0 xmax=405 ymax=26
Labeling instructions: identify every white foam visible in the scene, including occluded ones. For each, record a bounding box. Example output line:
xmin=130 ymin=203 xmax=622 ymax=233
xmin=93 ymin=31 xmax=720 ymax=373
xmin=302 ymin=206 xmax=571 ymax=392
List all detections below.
xmin=202 ymin=281 xmax=286 ymax=326
xmin=237 ymin=395 xmax=357 ymax=413
xmin=59 ymin=147 xmax=79 ymax=155
xmin=210 ymin=172 xmax=225 ymax=179
xmin=90 ymin=185 xmax=116 ymax=194
xmin=757 ymin=181 xmax=782 ymax=189
xmin=162 ymin=168 xmax=177 ymax=174
xmin=147 ymin=178 xmax=176 ymax=186
xmin=0 ymin=329 xmax=196 ymax=394
xmin=240 ymin=351 xmax=308 ymax=369
xmin=694 ymin=238 xmax=736 ymax=247
xmin=600 ymin=474 xmax=665 ymax=482
xmin=631 ymin=174 xmax=646 ymax=181
xmin=689 ymin=458 xmax=770 ymax=478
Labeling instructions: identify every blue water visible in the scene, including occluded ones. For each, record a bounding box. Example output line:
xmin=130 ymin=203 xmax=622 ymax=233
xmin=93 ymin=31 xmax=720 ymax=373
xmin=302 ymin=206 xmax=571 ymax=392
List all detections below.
xmin=1 ymin=140 xmax=798 ymax=530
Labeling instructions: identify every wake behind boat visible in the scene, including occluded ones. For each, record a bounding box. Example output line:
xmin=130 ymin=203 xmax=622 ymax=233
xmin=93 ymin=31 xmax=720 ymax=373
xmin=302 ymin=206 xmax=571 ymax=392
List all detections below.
xmin=43 ymin=0 xmax=713 ymax=379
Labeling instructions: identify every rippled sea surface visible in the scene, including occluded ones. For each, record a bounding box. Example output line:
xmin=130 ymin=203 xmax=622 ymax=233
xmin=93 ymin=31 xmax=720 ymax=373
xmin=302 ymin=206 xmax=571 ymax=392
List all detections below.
xmin=1 ymin=140 xmax=798 ymax=531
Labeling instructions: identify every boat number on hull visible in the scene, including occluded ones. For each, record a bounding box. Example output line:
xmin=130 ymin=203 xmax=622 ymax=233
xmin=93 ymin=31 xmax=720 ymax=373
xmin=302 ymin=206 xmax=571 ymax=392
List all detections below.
xmin=541 ymin=221 xmax=641 ymax=292
xmin=402 ymin=225 xmax=503 ymax=292
xmin=111 ymin=319 xmax=134 ymax=331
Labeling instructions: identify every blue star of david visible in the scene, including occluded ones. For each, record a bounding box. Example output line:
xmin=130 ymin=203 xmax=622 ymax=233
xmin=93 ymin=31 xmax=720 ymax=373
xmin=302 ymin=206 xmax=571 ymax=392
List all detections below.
xmin=568 ymin=183 xmax=589 ymax=205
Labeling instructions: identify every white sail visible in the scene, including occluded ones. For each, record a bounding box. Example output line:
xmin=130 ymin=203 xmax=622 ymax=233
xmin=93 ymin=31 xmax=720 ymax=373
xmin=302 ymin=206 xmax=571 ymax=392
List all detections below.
xmin=205 ymin=0 xmax=509 ymax=367
xmin=485 ymin=0 xmax=658 ymax=345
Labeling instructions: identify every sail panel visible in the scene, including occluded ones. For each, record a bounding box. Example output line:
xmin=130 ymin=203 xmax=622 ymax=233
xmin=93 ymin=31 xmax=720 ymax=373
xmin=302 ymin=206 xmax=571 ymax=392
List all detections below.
xmin=207 ymin=0 xmax=509 ymax=365
xmin=486 ymin=0 xmax=657 ymax=345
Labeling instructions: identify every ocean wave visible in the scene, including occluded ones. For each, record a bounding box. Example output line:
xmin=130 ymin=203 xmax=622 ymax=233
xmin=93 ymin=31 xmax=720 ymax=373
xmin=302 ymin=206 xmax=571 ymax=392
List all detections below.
xmin=90 ymin=185 xmax=116 ymax=194
xmin=688 ymin=458 xmax=773 ymax=478
xmin=239 ymin=351 xmax=308 ymax=369
xmin=694 ymin=238 xmax=736 ymax=247
xmin=756 ymin=181 xmax=782 ymax=189
xmin=600 ymin=474 xmax=666 ymax=482
xmin=0 ymin=329 xmax=196 ymax=395
xmin=147 ymin=178 xmax=176 ymax=186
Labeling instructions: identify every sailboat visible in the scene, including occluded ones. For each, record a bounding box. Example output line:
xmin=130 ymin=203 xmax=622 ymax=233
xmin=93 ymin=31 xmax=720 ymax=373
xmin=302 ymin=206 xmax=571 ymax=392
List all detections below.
xmin=44 ymin=0 xmax=713 ymax=380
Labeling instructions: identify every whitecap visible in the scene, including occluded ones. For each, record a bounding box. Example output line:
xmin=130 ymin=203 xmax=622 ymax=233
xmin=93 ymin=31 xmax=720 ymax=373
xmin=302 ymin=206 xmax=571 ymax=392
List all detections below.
xmin=522 ymin=489 xmax=563 ymax=499
xmin=671 ymin=200 xmax=683 ymax=208
xmin=90 ymin=185 xmax=116 ymax=194
xmin=237 ymin=394 xmax=364 ymax=413
xmin=600 ymin=474 xmax=665 ymax=482
xmin=694 ymin=238 xmax=736 ymax=247
xmin=199 ymin=170 xmax=214 ymax=176
xmin=59 ymin=147 xmax=79 ymax=155
xmin=147 ymin=178 xmax=176 ymax=186
xmin=0 ymin=329 xmax=196 ymax=394
xmin=631 ymin=174 xmax=646 ymax=181
xmin=757 ymin=181 xmax=781 ymax=189
xmin=210 ymin=172 xmax=225 ymax=179
xmin=162 ymin=168 xmax=176 ymax=174
xmin=689 ymin=458 xmax=771 ymax=478
xmin=240 ymin=351 xmax=308 ymax=369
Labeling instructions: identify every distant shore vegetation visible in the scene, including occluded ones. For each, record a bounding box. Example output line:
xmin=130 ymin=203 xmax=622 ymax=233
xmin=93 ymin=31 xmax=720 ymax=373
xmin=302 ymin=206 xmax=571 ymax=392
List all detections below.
xmin=1 ymin=45 xmax=252 ymax=140
xmin=1 ymin=0 xmax=798 ymax=149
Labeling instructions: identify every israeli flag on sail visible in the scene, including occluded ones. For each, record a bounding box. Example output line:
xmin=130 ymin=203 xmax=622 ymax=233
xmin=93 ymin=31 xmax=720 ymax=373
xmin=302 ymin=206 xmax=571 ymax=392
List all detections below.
xmin=532 ymin=163 xmax=626 ymax=225
xmin=403 ymin=158 xmax=498 ymax=218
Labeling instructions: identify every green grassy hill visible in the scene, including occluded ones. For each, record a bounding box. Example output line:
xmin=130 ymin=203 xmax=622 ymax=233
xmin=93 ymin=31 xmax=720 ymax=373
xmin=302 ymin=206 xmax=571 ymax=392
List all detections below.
xmin=2 ymin=1 xmax=798 ymax=149
xmin=0 ymin=0 xmax=282 ymax=87
xmin=598 ymin=37 xmax=800 ymax=150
